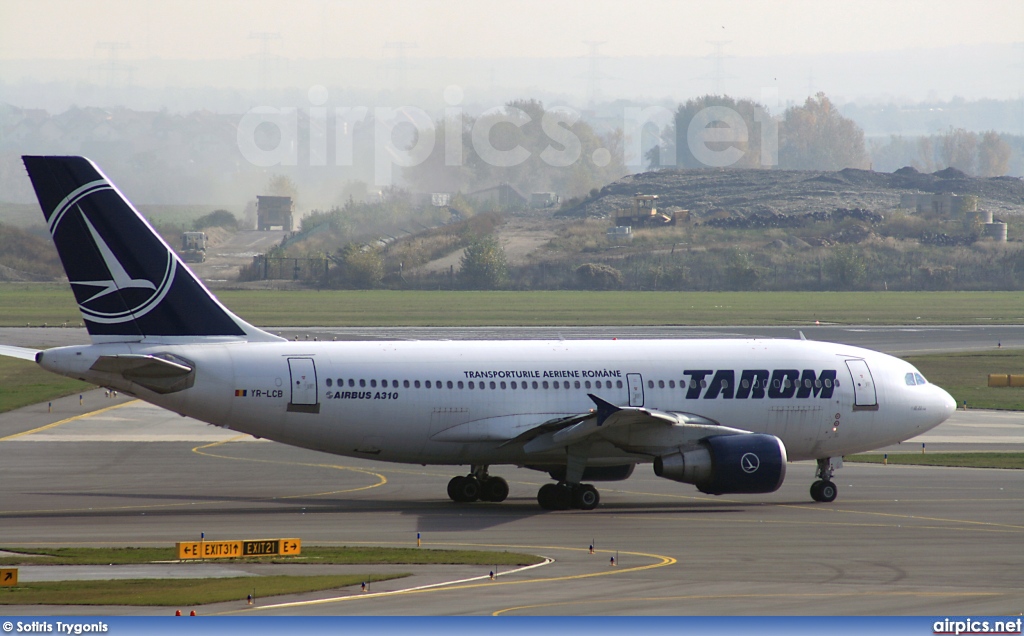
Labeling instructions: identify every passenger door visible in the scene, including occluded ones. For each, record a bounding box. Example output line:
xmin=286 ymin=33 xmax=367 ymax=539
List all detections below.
xmin=287 ymin=358 xmax=320 ymax=413
xmin=627 ymin=373 xmax=644 ymax=407
xmin=845 ymin=359 xmax=878 ymax=411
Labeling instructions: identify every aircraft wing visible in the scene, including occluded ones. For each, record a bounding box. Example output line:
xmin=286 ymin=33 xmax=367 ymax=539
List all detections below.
xmin=519 ymin=394 xmax=750 ymax=454
xmin=430 ymin=393 xmax=751 ymax=454
xmin=0 ymin=345 xmax=41 ymax=362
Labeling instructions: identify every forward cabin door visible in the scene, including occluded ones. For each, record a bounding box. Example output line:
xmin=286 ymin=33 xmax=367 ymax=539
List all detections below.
xmin=845 ymin=359 xmax=878 ymax=411
xmin=287 ymin=358 xmax=320 ymax=413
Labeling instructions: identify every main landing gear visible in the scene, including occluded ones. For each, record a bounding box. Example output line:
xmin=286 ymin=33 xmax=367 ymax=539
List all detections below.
xmin=537 ymin=482 xmax=600 ymax=511
xmin=446 ymin=466 xmax=509 ymax=503
xmin=810 ymin=457 xmax=838 ymax=503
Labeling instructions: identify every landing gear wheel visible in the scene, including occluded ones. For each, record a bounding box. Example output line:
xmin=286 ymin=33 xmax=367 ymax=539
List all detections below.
xmin=537 ymin=483 xmax=572 ymax=510
xmin=818 ymin=480 xmax=837 ymax=503
xmin=480 ymin=477 xmax=509 ymax=502
xmin=810 ymin=479 xmax=838 ymax=503
xmin=572 ymin=484 xmax=600 ymax=510
xmin=448 ymin=476 xmax=481 ymax=503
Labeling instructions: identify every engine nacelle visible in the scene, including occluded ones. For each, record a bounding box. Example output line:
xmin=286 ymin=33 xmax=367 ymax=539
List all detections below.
xmin=653 ymin=434 xmax=787 ymax=495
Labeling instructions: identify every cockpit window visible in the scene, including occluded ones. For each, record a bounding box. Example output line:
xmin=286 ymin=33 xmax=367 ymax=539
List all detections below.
xmin=905 ymin=373 xmax=917 ymax=386
xmin=914 ymin=373 xmax=927 ymax=385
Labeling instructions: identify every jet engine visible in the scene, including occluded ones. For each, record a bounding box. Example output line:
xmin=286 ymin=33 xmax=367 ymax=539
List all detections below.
xmin=653 ymin=434 xmax=787 ymax=494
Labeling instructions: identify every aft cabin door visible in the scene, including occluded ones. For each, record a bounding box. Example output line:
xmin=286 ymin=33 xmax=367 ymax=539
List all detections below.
xmin=627 ymin=373 xmax=644 ymax=407
xmin=287 ymin=358 xmax=320 ymax=413
xmin=845 ymin=359 xmax=878 ymax=410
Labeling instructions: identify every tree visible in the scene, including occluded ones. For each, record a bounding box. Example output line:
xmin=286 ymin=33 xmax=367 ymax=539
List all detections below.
xmin=824 ymin=245 xmax=866 ymax=290
xmin=977 ymin=131 xmax=1011 ymax=177
xmin=779 ymin=93 xmax=868 ymax=170
xmin=648 ymin=95 xmax=771 ymax=169
xmin=339 ymin=244 xmax=383 ymax=289
xmin=938 ymin=127 xmax=978 ymax=175
xmin=266 ymin=174 xmax=298 ymax=199
xmin=459 ymin=235 xmax=508 ymax=289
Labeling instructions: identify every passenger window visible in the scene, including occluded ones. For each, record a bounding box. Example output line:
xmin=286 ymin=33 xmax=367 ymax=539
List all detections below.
xmin=349 ymin=379 xmax=355 ymax=387
xmin=436 ymin=381 xmax=442 ymax=389
xmin=824 ymin=379 xmax=832 ymax=388
xmin=468 ymin=381 xmax=474 ymax=389
xmin=447 ymin=380 xmax=453 ymax=389
xmin=457 ymin=381 xmax=464 ymax=389
xmin=669 ymin=380 xmax=675 ymax=388
xmin=773 ymin=379 xmax=780 ymax=389
xmin=425 ymin=380 xmax=431 ymax=388
xmin=326 ymin=378 xmax=332 ymax=387
xmin=804 ymin=379 xmax=811 ymax=388
xmin=648 ymin=380 xmax=654 ymax=389
xmin=689 ymin=379 xmax=696 ymax=389
xmin=814 ymin=380 xmax=821 ymax=388
xmin=722 ymin=380 xmax=729 ymax=389
xmin=741 ymin=379 xmax=749 ymax=389
xmin=370 ymin=379 xmax=377 ymax=387
xmin=414 ymin=380 xmax=421 ymax=388
xmin=905 ymin=373 xmax=916 ymax=386
xmin=542 ymin=381 xmax=549 ymax=389
xmin=500 ymin=381 xmax=506 ymax=389
xmin=532 ymin=381 xmax=538 ymax=389
xmin=511 ymin=381 xmax=517 ymax=389
xmin=404 ymin=380 xmax=410 ymax=388
xmin=360 ymin=379 xmax=366 ymax=387
xmin=489 ymin=381 xmax=496 ymax=389
xmin=585 ymin=381 xmax=592 ymax=389
xmin=575 ymin=380 xmax=581 ymax=389
xmin=915 ymin=373 xmax=927 ymax=385
xmin=616 ymin=380 xmax=623 ymax=388
xmin=658 ymin=380 xmax=664 ymax=388
xmin=701 ymin=380 xmax=707 ymax=388
xmin=594 ymin=380 xmax=601 ymax=389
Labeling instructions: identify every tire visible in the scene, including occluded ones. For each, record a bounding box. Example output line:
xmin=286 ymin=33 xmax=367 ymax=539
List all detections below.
xmin=481 ymin=477 xmax=509 ymax=503
xmin=819 ymin=480 xmax=837 ymax=503
xmin=538 ymin=483 xmax=560 ymax=510
xmin=447 ymin=476 xmax=462 ymax=502
xmin=573 ymin=484 xmax=600 ymax=510
xmin=809 ymin=480 xmax=822 ymax=502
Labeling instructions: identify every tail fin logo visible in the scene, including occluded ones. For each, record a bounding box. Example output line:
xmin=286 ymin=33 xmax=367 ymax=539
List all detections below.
xmin=54 ymin=182 xmax=176 ymax=325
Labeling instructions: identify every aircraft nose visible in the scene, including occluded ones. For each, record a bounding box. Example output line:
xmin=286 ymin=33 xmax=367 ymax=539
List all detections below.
xmin=936 ymin=386 xmax=956 ymax=421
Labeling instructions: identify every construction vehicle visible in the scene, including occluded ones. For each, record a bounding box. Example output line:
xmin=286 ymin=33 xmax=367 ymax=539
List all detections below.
xmin=181 ymin=231 xmax=207 ymax=263
xmin=614 ymin=194 xmax=677 ymax=227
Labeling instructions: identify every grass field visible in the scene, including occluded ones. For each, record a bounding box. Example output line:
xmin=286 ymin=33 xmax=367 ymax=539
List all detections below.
xmin=847 ymin=452 xmax=1024 ymax=469
xmin=0 ymin=355 xmax=90 ymax=413
xmin=0 ymin=546 xmax=543 ymax=567
xmin=3 ymin=284 xmax=1024 ymax=327
xmin=0 ymin=574 xmax=406 ymax=606
xmin=906 ymin=349 xmax=1024 ymax=410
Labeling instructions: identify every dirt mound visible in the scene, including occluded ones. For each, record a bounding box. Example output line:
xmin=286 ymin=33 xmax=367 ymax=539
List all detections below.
xmin=933 ymin=167 xmax=969 ymax=179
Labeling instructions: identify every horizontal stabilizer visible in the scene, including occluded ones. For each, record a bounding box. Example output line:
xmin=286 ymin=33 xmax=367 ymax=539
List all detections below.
xmin=89 ymin=353 xmax=195 ymax=394
xmin=0 ymin=345 xmax=41 ymax=362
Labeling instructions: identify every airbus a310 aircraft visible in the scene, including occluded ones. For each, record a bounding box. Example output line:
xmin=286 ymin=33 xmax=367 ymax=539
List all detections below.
xmin=0 ymin=156 xmax=957 ymax=510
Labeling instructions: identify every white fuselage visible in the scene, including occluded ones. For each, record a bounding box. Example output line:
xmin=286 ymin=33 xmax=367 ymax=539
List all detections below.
xmin=39 ymin=338 xmax=955 ymax=469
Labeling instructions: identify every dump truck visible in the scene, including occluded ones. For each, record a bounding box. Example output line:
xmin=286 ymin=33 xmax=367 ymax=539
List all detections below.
xmin=614 ymin=194 xmax=676 ymax=227
xmin=181 ymin=231 xmax=207 ymax=263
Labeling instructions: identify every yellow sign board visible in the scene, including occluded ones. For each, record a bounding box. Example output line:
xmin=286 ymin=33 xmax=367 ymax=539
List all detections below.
xmin=0 ymin=568 xmax=17 ymax=586
xmin=177 ymin=538 xmax=301 ymax=560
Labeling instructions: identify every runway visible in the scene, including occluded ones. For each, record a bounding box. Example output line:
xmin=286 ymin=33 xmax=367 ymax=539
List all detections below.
xmin=0 ymin=390 xmax=1022 ymax=615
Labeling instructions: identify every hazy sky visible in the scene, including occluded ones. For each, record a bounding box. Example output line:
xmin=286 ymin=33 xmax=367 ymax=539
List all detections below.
xmin=1 ymin=0 xmax=1022 ymax=61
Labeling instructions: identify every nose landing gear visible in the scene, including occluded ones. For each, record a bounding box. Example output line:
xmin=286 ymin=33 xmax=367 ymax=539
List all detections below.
xmin=810 ymin=457 xmax=839 ymax=503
